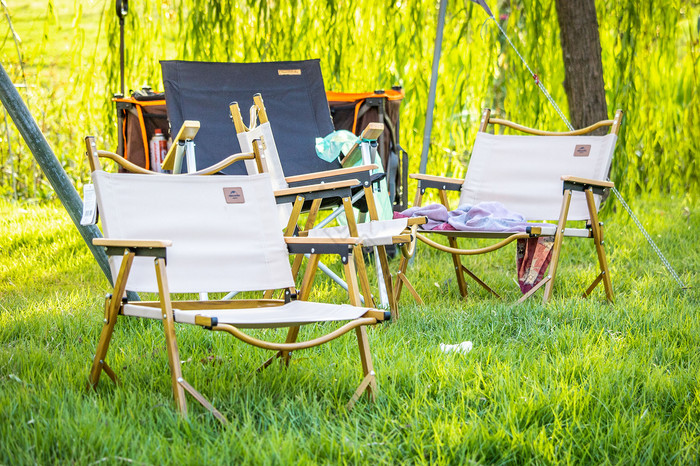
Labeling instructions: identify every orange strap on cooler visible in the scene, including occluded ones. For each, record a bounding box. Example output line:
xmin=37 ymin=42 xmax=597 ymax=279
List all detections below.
xmin=325 ymin=89 xmax=405 ymax=134
xmin=113 ymin=97 xmax=167 ymax=171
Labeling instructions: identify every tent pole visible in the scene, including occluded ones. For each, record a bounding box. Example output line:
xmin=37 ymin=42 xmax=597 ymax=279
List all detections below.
xmin=0 ymin=63 xmax=138 ymax=300
xmin=419 ymin=0 xmax=448 ymax=175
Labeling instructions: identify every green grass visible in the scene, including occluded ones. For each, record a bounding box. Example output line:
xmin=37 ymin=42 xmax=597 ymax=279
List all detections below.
xmin=1 ymin=195 xmax=698 ymax=464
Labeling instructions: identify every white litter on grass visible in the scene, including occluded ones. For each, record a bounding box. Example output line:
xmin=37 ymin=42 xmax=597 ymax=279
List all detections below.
xmin=440 ymin=341 xmax=473 ymax=355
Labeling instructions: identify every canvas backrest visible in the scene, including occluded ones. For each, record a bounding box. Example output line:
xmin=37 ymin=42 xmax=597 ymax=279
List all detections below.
xmin=238 ymin=121 xmax=288 ymax=191
xmin=459 ymin=132 xmax=617 ymax=221
xmin=236 ymin=120 xmax=294 ymax=225
xmin=161 ymin=59 xmax=336 ymax=176
xmin=93 ymin=171 xmax=295 ymax=293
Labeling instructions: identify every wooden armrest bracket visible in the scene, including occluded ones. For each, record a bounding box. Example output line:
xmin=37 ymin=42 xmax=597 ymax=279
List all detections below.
xmin=561 ymin=176 xmax=614 ymax=195
xmin=284 ymin=238 xmax=358 ymax=263
xmin=93 ymin=238 xmax=171 ymax=258
xmin=275 ymin=179 xmax=359 ymax=205
xmin=410 ymin=173 xmax=463 ymax=193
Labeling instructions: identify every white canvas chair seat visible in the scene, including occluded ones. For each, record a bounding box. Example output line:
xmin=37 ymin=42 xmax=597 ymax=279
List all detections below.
xmin=406 ymin=108 xmax=623 ymax=304
xmin=84 ymin=139 xmax=386 ymax=424
xmin=123 ymin=300 xmax=370 ymax=328
xmin=306 ymin=218 xmax=411 ymax=247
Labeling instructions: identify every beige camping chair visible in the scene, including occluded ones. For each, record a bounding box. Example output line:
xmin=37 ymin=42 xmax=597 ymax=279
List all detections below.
xmin=84 ymin=138 xmax=388 ymax=423
xmin=402 ymin=109 xmax=623 ymax=304
xmin=229 ymin=94 xmax=424 ymax=319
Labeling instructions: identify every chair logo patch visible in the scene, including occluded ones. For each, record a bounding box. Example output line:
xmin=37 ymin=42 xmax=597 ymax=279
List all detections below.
xmin=574 ymin=145 xmax=591 ymax=157
xmin=223 ymin=187 xmax=245 ymax=204
xmin=278 ymin=69 xmax=301 ymax=76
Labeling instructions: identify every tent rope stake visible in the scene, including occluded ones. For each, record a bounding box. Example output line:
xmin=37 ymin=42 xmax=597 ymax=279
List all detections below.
xmin=481 ymin=9 xmax=687 ymax=290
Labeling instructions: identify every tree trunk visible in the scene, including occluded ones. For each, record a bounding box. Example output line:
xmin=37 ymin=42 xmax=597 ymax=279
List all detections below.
xmin=555 ymin=0 xmax=608 ymax=130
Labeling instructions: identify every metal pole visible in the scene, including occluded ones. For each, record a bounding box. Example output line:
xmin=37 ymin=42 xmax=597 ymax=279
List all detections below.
xmin=419 ymin=0 xmax=448 ymax=174
xmin=0 ymin=63 xmax=135 ymax=297
xmin=119 ymin=16 xmax=125 ymax=96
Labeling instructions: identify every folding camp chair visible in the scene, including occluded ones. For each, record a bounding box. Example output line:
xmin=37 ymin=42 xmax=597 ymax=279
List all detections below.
xmin=229 ymin=95 xmax=424 ymax=319
xmin=402 ymin=109 xmax=623 ymax=304
xmin=83 ymin=137 xmax=388 ymax=423
xmin=160 ymin=59 xmax=424 ymax=316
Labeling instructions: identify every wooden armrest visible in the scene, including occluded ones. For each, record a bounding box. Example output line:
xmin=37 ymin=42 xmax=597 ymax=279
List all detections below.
xmin=362 ymin=309 xmax=390 ymax=321
xmin=561 ymin=176 xmax=614 ymax=188
xmin=186 ymin=152 xmax=255 ymax=176
xmin=340 ymin=123 xmax=384 ymax=166
xmin=96 ymin=150 xmax=154 ymax=174
xmin=162 ymin=120 xmax=201 ymax=170
xmin=410 ymin=173 xmax=463 ymax=192
xmin=284 ymin=164 xmax=378 ymax=184
xmin=93 ymin=239 xmax=173 ymax=248
xmin=409 ymin=173 xmax=464 ymax=184
xmin=284 ymin=237 xmax=360 ymax=246
xmin=406 ymin=216 xmax=428 ymax=226
xmin=274 ymin=179 xmax=360 ymax=197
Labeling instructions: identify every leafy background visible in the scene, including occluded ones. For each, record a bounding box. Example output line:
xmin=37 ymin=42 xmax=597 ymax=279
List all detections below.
xmin=1 ymin=0 xmax=698 ymax=201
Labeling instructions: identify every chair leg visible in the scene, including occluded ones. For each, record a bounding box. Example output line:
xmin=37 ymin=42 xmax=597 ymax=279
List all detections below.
xmin=343 ymin=252 xmax=363 ymax=307
xmin=394 ymin=255 xmax=424 ymax=305
xmin=154 ymin=258 xmax=188 ymax=417
xmin=543 ymin=189 xmax=573 ymax=303
xmin=88 ymin=304 xmax=120 ymax=388
xmin=290 ymin=198 xmax=323 ymax=285
xmin=346 ymin=326 xmax=377 ymax=410
xmin=460 ymin=264 xmax=501 ymax=298
xmin=88 ymin=250 xmax=135 ymax=389
xmin=448 ymin=237 xmax=469 ymax=298
xmin=257 ymin=326 xmax=301 ymax=372
xmin=353 ymin=246 xmax=375 ymax=309
xmin=376 ymin=245 xmax=398 ymax=319
xmin=584 ymin=188 xmax=614 ymax=302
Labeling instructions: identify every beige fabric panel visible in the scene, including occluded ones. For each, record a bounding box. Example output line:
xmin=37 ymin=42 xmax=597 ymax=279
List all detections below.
xmin=238 ymin=121 xmax=293 ymax=225
xmin=306 ymin=218 xmax=409 ymax=246
xmin=239 ymin=121 xmax=288 ymax=190
xmin=94 ymin=171 xmax=295 ymax=293
xmin=123 ymin=300 xmax=370 ymax=328
xmin=459 ymin=133 xmax=617 ymax=221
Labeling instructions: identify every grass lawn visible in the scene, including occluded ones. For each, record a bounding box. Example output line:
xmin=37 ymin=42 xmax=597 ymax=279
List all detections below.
xmin=1 ymin=195 xmax=698 ymax=464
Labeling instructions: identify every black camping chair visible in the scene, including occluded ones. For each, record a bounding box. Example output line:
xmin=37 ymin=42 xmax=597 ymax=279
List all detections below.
xmin=160 ymin=59 xmax=384 ymax=214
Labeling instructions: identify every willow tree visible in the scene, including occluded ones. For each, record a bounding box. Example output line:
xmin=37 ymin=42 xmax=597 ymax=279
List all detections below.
xmin=554 ymin=0 xmax=608 ymax=130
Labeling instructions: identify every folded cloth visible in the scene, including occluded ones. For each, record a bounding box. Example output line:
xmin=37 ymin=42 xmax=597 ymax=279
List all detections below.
xmin=396 ymin=203 xmax=449 ymax=230
xmin=399 ymin=202 xmax=544 ymax=233
xmin=446 ymin=202 xmax=531 ymax=232
xmin=516 ymin=236 xmax=554 ymax=294
xmin=399 ymin=202 xmax=555 ymax=294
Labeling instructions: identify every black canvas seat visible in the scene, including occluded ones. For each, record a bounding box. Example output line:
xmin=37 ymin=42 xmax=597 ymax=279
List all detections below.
xmin=160 ymin=59 xmax=383 ymax=213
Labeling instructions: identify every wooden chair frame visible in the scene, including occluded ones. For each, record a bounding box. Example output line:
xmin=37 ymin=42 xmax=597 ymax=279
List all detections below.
xmin=402 ymin=108 xmax=623 ymax=304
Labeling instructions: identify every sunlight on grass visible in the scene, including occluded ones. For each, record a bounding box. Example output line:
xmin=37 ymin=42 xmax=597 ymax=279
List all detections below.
xmin=1 ymin=196 xmax=699 ymax=463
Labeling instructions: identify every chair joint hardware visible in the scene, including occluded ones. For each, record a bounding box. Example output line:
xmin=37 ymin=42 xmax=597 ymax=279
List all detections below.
xmin=284 ymin=290 xmax=298 ymax=303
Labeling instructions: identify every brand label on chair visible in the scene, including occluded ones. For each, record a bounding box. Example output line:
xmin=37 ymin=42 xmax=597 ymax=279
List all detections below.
xmin=278 ymin=69 xmax=301 ymax=76
xmin=574 ymin=145 xmax=591 ymax=157
xmin=223 ymin=187 xmax=245 ymax=204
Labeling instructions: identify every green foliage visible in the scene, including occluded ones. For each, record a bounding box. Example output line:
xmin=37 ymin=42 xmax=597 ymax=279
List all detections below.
xmin=0 ymin=0 xmax=699 ymax=201
xmin=1 ymin=195 xmax=699 ymax=463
